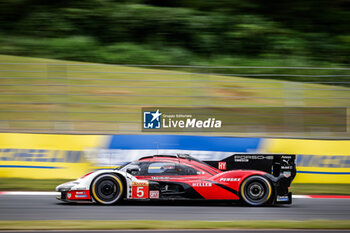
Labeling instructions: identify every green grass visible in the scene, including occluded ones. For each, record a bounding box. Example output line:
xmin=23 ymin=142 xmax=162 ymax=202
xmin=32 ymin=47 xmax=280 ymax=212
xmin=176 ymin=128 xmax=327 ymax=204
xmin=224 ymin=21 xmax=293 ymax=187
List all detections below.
xmin=0 ymin=54 xmax=349 ymax=136
xmin=1 ymin=178 xmax=350 ymax=195
xmin=0 ymin=220 xmax=349 ymax=230
xmin=0 ymin=178 xmax=71 ymax=191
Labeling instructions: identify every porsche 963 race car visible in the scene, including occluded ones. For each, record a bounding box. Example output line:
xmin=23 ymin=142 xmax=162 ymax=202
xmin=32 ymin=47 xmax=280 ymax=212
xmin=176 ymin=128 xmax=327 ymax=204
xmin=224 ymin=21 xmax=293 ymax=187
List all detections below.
xmin=56 ymin=154 xmax=296 ymax=206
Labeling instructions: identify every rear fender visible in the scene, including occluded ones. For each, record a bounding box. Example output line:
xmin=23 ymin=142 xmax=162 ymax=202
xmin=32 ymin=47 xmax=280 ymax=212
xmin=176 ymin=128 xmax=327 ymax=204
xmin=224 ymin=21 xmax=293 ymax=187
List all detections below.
xmin=211 ymin=170 xmax=267 ymax=193
xmin=264 ymin=173 xmax=293 ymax=204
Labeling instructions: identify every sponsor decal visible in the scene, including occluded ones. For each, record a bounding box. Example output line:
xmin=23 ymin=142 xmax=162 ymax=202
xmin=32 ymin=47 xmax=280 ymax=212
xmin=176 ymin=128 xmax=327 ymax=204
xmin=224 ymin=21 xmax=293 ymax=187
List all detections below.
xmin=192 ymin=182 xmax=212 ymax=187
xmin=283 ymin=171 xmax=291 ymax=178
xmin=75 ymin=195 xmax=87 ymax=198
xmin=234 ymin=155 xmax=273 ymax=162
xmin=277 ymin=195 xmax=289 ymax=202
xmin=151 ymin=177 xmax=170 ymax=180
xmin=132 ymin=182 xmax=148 ymax=186
xmin=150 ymin=190 xmax=160 ymax=199
xmin=75 ymin=191 xmax=86 ymax=195
xmin=219 ymin=178 xmax=241 ymax=182
xmin=132 ymin=181 xmax=149 ymax=199
xmin=218 ymin=162 xmax=226 ymax=170
xmin=67 ymin=190 xmax=90 ymax=199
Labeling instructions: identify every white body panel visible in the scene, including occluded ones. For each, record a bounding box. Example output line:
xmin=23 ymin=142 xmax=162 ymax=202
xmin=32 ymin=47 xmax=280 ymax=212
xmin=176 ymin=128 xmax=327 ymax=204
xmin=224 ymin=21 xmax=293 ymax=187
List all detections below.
xmin=56 ymin=169 xmax=146 ymax=199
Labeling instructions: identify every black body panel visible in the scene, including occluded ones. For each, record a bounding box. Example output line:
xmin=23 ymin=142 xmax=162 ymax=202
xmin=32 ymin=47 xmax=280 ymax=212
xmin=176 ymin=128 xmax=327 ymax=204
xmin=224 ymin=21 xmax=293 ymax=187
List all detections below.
xmin=204 ymin=154 xmax=296 ymax=178
xmin=149 ymin=180 xmax=204 ymax=199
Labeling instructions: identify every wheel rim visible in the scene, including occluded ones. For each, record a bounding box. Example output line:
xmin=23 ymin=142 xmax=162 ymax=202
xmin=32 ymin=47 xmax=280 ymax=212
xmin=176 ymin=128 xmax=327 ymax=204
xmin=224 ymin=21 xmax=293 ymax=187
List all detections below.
xmin=92 ymin=174 xmax=123 ymax=204
xmin=247 ymin=182 xmax=265 ymax=200
xmin=241 ymin=176 xmax=271 ymax=206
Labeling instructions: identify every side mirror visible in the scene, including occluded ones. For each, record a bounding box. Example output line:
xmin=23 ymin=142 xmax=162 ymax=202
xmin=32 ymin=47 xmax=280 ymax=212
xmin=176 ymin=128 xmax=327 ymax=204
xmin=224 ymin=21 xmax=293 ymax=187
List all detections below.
xmin=126 ymin=166 xmax=141 ymax=174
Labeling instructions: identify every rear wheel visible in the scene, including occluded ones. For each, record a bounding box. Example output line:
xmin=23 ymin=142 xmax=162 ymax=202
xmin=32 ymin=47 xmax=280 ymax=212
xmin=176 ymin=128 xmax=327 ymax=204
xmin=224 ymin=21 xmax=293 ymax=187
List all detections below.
xmin=240 ymin=175 xmax=272 ymax=206
xmin=91 ymin=174 xmax=124 ymax=205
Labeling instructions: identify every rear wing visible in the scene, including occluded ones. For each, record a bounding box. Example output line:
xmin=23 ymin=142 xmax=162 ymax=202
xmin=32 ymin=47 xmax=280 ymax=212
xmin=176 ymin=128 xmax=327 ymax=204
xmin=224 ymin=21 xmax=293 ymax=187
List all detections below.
xmin=204 ymin=154 xmax=296 ymax=179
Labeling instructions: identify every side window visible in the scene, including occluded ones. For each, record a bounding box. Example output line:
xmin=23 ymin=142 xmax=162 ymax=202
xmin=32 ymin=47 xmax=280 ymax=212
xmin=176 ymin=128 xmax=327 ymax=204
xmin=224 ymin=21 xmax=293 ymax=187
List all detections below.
xmin=124 ymin=161 xmax=150 ymax=176
xmin=147 ymin=162 xmax=178 ymax=175
xmin=178 ymin=164 xmax=201 ymax=176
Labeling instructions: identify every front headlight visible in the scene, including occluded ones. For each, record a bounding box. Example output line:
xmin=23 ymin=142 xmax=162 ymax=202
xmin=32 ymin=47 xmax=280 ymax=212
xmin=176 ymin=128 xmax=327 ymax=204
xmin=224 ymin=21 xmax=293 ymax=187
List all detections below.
xmin=56 ymin=181 xmax=79 ymax=192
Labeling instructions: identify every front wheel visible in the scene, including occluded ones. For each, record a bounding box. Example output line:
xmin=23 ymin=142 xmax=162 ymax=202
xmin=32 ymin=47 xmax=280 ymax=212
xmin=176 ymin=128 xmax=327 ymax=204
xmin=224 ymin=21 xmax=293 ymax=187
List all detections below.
xmin=240 ymin=175 xmax=272 ymax=206
xmin=91 ymin=174 xmax=124 ymax=205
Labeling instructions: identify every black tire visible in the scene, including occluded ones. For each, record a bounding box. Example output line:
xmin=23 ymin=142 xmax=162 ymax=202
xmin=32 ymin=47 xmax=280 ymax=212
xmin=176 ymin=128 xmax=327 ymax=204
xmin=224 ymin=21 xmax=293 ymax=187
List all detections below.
xmin=91 ymin=173 xmax=124 ymax=205
xmin=240 ymin=175 xmax=272 ymax=206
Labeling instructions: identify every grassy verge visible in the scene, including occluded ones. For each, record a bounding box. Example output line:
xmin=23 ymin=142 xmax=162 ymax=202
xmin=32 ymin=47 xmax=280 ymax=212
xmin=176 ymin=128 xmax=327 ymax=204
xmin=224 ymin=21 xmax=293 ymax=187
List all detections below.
xmin=1 ymin=178 xmax=350 ymax=195
xmin=1 ymin=54 xmax=350 ymax=137
xmin=0 ymin=220 xmax=349 ymax=230
xmin=0 ymin=178 xmax=71 ymax=191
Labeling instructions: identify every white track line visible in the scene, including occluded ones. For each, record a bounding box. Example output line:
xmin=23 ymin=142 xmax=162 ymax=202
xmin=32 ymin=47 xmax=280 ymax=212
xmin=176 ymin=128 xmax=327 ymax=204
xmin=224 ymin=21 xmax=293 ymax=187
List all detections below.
xmin=0 ymin=191 xmax=59 ymax=195
xmin=293 ymin=195 xmax=311 ymax=199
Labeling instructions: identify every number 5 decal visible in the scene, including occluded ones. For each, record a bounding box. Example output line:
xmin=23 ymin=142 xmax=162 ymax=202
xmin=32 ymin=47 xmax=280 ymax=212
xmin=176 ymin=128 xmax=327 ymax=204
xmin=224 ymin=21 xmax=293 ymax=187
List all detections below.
xmin=132 ymin=181 xmax=149 ymax=199
xmin=136 ymin=186 xmax=144 ymax=197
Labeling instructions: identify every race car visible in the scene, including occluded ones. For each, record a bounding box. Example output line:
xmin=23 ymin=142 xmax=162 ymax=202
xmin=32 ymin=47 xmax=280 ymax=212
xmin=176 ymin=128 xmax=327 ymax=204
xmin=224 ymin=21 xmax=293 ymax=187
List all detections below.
xmin=56 ymin=153 xmax=296 ymax=206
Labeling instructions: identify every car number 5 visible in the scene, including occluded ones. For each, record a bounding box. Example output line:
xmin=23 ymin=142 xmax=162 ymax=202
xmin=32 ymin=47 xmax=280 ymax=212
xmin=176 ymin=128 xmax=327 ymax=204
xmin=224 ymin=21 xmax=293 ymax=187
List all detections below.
xmin=137 ymin=186 xmax=144 ymax=197
xmin=132 ymin=182 xmax=149 ymax=199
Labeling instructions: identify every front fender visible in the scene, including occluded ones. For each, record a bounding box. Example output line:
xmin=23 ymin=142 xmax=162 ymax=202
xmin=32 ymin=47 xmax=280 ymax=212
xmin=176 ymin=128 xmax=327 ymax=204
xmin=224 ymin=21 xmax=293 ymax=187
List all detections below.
xmin=56 ymin=169 xmax=130 ymax=192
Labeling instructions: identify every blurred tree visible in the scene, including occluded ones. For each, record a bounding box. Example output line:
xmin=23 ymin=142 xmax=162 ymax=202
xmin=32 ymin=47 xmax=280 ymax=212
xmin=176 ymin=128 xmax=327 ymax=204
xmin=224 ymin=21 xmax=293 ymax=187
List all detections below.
xmin=0 ymin=0 xmax=348 ymax=76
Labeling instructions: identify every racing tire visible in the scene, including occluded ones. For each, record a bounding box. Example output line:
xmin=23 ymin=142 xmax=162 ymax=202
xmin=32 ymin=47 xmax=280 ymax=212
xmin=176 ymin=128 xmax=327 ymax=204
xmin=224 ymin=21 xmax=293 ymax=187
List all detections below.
xmin=91 ymin=173 xmax=124 ymax=205
xmin=240 ymin=175 xmax=272 ymax=206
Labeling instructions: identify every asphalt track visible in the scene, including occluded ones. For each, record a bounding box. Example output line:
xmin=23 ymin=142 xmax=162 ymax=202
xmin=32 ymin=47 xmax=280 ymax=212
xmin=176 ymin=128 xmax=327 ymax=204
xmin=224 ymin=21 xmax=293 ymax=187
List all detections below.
xmin=0 ymin=195 xmax=349 ymax=221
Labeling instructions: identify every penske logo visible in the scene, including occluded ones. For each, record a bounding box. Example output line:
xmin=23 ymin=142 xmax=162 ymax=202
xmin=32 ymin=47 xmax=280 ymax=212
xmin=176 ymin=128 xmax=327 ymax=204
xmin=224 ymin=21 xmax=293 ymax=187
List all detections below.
xmin=219 ymin=178 xmax=241 ymax=182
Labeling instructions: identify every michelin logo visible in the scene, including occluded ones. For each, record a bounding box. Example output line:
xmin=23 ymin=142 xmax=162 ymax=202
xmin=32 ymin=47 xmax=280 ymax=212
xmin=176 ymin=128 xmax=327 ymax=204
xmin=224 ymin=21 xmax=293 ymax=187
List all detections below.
xmin=143 ymin=109 xmax=162 ymax=129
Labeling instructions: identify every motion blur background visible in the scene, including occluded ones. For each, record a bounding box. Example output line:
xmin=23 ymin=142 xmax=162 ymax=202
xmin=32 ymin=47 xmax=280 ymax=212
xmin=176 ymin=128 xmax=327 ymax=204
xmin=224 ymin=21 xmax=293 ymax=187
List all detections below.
xmin=0 ymin=0 xmax=349 ymax=67
xmin=0 ymin=0 xmax=349 ymax=192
